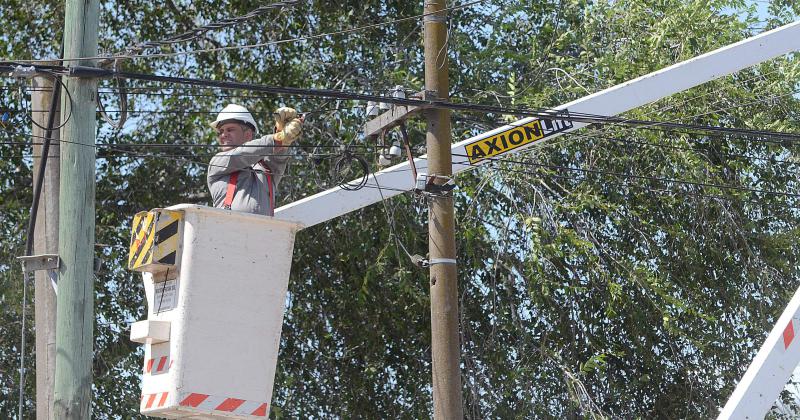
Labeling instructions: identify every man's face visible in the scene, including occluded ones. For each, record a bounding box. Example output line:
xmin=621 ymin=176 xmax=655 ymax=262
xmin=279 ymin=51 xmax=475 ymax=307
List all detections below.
xmin=216 ymin=121 xmax=254 ymax=151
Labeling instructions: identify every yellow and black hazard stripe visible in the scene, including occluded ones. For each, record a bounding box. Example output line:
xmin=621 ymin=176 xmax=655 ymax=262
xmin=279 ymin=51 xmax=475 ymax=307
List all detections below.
xmin=151 ymin=212 xmax=181 ymax=265
xmin=128 ymin=209 xmax=183 ymax=272
xmin=129 ymin=211 xmax=155 ymax=270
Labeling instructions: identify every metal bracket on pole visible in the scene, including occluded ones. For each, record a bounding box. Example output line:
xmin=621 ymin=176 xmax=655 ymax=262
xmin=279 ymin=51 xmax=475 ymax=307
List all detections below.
xmin=18 ymin=254 xmax=60 ymax=295
xmin=363 ymin=90 xmax=430 ymax=140
xmin=422 ymin=90 xmax=439 ymax=101
xmin=17 ymin=254 xmax=60 ymax=272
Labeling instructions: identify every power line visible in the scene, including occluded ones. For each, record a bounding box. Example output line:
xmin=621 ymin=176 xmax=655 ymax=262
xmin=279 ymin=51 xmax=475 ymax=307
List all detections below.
xmin=524 ymin=85 xmax=800 ymax=156
xmin=101 ymin=0 xmax=299 ymax=65
xmin=449 ymin=153 xmax=800 ymax=199
xmin=474 ymin=161 xmax=800 ymax=209
xmin=0 ymin=137 xmax=374 ymax=151
xmin=10 ymin=137 xmax=800 ymax=206
xmin=103 ymin=73 xmax=800 ymax=144
xmin=455 ymin=115 xmax=800 ymax=162
xmin=12 ymin=63 xmax=800 ymax=146
xmin=5 ymin=63 xmax=602 ymax=122
xmin=4 ymin=1 xmax=484 ymax=63
xmin=8 ymin=119 xmax=800 ymax=197
xmin=579 ymin=133 xmax=800 ymax=168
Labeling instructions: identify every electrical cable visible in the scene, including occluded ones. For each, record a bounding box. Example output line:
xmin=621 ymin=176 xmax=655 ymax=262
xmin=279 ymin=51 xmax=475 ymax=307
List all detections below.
xmin=575 ymin=132 xmax=800 ymax=168
xmin=7 ymin=64 xmax=800 ymax=149
xmin=0 ymin=133 xmax=374 ymax=149
xmin=332 ymin=150 xmax=370 ymax=191
xmin=473 ymin=159 xmax=800 ymax=209
xmin=371 ymin=169 xmax=418 ymax=265
xmin=8 ymin=126 xmax=800 ymax=200
xmin=454 ymin=115 xmax=800 ymax=170
xmin=399 ymin=122 xmax=418 ymax=180
xmin=51 ymin=66 xmax=800 ymax=144
xmin=21 ymin=71 xmax=73 ymax=131
xmin=100 ymin=1 xmax=299 ymax=66
xmin=4 ymin=1 xmax=483 ymax=63
xmin=96 ymin=66 xmax=127 ymax=130
xmin=519 ymin=81 xmax=800 ymax=158
xmin=449 ymin=153 xmax=800 ymax=199
xmin=8 ymin=108 xmax=800 ymax=200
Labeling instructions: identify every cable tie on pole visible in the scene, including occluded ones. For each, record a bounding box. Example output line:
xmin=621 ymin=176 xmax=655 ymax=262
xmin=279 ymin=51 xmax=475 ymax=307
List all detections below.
xmin=411 ymin=254 xmax=428 ymax=268
xmin=428 ymin=258 xmax=456 ymax=266
xmin=411 ymin=255 xmax=456 ymax=268
xmin=423 ymin=14 xmax=447 ymax=23
xmin=67 ymin=65 xmax=113 ymax=78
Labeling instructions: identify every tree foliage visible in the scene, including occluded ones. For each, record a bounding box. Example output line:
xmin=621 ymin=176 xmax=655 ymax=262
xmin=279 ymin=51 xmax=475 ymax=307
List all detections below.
xmin=1 ymin=0 xmax=800 ymax=418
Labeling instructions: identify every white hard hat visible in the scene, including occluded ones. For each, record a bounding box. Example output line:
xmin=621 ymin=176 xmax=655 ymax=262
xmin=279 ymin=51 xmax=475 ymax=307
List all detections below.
xmin=210 ymin=104 xmax=258 ymax=132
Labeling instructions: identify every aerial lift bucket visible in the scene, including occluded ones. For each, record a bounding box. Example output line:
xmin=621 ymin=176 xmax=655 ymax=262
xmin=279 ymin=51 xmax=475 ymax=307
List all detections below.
xmin=128 ymin=204 xmax=303 ymax=419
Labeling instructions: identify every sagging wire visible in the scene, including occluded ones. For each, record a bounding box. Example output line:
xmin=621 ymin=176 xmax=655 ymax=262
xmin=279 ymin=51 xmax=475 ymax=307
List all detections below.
xmin=297 ymin=111 xmax=374 ymax=190
xmin=97 ymin=60 xmax=127 ymax=130
xmin=4 ymin=67 xmax=73 ymax=132
xmin=449 ymin=152 xmax=800 ymax=199
xmin=99 ymin=0 xmax=300 ymax=66
xmin=372 ymin=169 xmax=419 ymax=267
xmin=398 ymin=121 xmax=421 ymax=176
xmin=332 ymin=147 xmax=370 ymax=191
xmin=8 ymin=1 xmax=482 ymax=63
xmin=10 ymin=62 xmax=800 ymax=146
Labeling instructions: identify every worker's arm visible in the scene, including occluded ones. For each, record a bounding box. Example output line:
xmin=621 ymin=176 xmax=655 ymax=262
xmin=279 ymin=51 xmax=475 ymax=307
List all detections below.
xmin=260 ymin=115 xmax=303 ymax=190
xmin=208 ymin=135 xmax=286 ymax=177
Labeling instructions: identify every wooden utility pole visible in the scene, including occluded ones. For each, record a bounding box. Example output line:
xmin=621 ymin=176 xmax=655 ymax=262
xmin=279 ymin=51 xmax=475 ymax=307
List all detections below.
xmin=32 ymin=63 xmax=60 ymax=420
xmin=54 ymin=0 xmax=100 ymax=418
xmin=423 ymin=1 xmax=463 ymax=418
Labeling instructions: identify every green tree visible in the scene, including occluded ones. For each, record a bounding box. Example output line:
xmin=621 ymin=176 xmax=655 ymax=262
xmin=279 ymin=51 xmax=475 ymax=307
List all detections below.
xmin=2 ymin=0 xmax=800 ymax=418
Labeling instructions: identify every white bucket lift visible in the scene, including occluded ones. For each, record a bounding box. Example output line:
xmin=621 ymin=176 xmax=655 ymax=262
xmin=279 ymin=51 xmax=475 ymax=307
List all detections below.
xmin=128 ymin=204 xmax=302 ymax=419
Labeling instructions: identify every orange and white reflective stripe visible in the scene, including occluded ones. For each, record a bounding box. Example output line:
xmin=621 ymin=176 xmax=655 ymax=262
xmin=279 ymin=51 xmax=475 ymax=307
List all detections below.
xmin=143 ymin=356 xmax=172 ymax=374
xmin=784 ymin=319 xmax=795 ymax=349
xmin=140 ymin=392 xmax=170 ymax=410
xmin=179 ymin=392 xmax=269 ymax=417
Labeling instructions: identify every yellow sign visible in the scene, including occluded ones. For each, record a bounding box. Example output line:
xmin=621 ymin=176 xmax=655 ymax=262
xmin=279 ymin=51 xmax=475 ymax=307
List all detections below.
xmin=465 ymin=116 xmax=573 ymax=164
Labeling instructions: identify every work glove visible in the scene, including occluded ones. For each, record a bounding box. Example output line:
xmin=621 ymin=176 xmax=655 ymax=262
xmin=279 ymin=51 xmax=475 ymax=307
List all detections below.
xmin=274 ymin=117 xmax=303 ymax=145
xmin=273 ymin=107 xmax=297 ymax=132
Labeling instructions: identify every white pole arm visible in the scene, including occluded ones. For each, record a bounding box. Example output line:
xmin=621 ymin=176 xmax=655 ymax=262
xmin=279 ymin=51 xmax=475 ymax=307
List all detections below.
xmin=276 ymin=20 xmax=800 ymax=228
xmin=717 ymin=284 xmax=800 ymax=419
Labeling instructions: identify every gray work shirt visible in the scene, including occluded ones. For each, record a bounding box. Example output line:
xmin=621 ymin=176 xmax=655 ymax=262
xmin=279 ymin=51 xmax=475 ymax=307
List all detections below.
xmin=207 ymin=134 xmax=290 ymax=215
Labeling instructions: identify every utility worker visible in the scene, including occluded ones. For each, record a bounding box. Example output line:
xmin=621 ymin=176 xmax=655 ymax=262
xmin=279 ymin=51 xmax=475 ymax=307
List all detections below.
xmin=207 ymin=104 xmax=303 ymax=215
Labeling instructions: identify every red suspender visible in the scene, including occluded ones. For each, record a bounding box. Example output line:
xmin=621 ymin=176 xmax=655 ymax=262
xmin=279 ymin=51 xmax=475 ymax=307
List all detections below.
xmin=224 ymin=164 xmax=275 ymax=215
xmin=266 ymin=171 xmax=275 ymax=216
xmin=260 ymin=160 xmax=275 ymax=217
xmin=223 ymin=171 xmax=239 ymax=209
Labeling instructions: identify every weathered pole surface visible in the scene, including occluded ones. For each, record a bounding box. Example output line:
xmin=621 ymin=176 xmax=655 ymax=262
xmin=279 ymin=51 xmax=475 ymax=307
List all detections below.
xmin=32 ymin=61 xmax=60 ymax=420
xmin=423 ymin=0 xmax=463 ymax=418
xmin=54 ymin=0 xmax=100 ymax=418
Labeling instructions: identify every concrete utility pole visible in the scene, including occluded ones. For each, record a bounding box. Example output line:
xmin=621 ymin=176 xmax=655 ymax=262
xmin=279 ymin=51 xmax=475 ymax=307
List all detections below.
xmin=32 ymin=63 xmax=60 ymax=420
xmin=54 ymin=0 xmax=100 ymax=418
xmin=423 ymin=1 xmax=463 ymax=418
